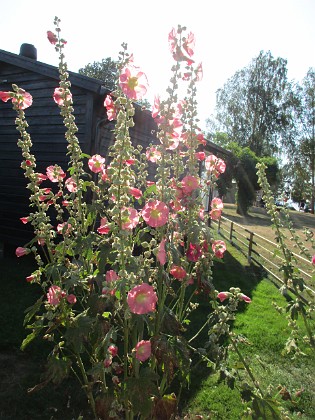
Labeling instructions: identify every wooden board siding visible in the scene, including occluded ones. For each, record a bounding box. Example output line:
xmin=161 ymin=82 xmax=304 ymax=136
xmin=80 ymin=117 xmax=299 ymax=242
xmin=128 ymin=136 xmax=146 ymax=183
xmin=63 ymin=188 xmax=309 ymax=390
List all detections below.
xmin=0 ymin=61 xmax=97 ymax=245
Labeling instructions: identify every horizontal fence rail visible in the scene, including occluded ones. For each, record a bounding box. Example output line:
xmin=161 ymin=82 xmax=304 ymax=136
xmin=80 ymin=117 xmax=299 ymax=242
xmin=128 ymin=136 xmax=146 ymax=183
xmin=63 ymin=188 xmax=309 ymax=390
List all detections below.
xmin=212 ymin=215 xmax=315 ymax=296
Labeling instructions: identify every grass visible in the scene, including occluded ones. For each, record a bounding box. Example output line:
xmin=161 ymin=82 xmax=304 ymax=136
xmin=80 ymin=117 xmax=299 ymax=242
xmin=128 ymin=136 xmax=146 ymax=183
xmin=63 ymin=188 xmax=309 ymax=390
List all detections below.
xmin=0 ymin=204 xmax=314 ymax=419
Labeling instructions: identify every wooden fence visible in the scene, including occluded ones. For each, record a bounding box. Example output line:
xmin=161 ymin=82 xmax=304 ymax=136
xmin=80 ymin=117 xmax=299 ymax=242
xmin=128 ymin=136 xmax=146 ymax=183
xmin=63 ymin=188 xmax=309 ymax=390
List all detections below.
xmin=212 ymin=215 xmax=314 ymax=294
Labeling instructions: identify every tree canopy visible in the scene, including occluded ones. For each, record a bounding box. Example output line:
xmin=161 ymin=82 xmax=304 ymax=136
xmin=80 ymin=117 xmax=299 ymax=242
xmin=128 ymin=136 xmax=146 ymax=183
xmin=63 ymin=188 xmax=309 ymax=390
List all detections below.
xmin=212 ymin=51 xmax=295 ymax=157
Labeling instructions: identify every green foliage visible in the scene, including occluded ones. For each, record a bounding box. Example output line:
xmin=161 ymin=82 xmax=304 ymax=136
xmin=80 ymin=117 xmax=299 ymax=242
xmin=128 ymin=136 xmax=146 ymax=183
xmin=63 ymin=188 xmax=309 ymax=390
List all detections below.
xmin=213 ymin=50 xmax=295 ymax=157
xmin=78 ymin=57 xmax=118 ymax=91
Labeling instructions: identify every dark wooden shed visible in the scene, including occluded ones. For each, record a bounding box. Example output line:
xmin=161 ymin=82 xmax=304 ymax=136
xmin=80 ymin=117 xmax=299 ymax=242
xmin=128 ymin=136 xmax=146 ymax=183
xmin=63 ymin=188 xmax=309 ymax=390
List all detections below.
xmin=0 ymin=45 xmax=231 ymax=247
xmin=0 ymin=45 xmax=158 ymax=246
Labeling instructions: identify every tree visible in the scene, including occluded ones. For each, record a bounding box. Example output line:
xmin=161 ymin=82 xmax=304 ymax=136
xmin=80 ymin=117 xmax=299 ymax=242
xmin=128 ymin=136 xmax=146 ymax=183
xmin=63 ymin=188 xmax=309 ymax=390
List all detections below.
xmin=79 ymin=58 xmax=152 ymax=109
xmin=293 ymin=68 xmax=315 ymax=213
xmin=212 ymin=51 xmax=295 ymax=157
xmin=79 ymin=57 xmax=118 ymax=91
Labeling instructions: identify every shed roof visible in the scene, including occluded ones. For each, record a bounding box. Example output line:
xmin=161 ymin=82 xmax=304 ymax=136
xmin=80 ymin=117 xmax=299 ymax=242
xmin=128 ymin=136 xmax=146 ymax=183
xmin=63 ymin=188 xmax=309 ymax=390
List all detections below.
xmin=0 ymin=48 xmax=108 ymax=95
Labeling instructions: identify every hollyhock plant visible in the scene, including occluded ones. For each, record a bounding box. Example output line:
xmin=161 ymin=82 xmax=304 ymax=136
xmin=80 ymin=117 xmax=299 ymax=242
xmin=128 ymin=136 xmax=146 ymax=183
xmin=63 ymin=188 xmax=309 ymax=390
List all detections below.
xmin=142 ymin=200 xmax=169 ymax=228
xmin=127 ymin=283 xmax=158 ymax=315
xmin=6 ymin=18 xmax=258 ymax=420
xmin=135 ymin=340 xmax=151 ymax=362
xmin=119 ymin=64 xmax=148 ymax=100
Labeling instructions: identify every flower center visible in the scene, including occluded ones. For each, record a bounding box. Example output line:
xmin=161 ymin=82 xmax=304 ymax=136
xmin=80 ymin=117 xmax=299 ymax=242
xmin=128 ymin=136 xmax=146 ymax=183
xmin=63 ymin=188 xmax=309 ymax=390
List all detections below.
xmin=128 ymin=76 xmax=138 ymax=90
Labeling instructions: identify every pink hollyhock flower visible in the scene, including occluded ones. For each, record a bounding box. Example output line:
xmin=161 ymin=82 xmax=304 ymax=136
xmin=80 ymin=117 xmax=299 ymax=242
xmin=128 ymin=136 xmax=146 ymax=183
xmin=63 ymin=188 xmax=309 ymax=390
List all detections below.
xmin=146 ymin=146 xmax=162 ymax=163
xmin=65 ymin=177 xmax=77 ymax=192
xmin=34 ymin=172 xmax=48 ymax=184
xmin=11 ymin=89 xmax=33 ymax=110
xmin=210 ymin=208 xmax=222 ymax=221
xmin=195 ymin=62 xmax=203 ymax=81
xmin=26 ymin=275 xmax=35 ymax=283
xmin=142 ymin=200 xmax=169 ymax=228
xmin=183 ymin=31 xmax=195 ymax=58
xmin=135 ymin=340 xmax=151 ymax=362
xmin=124 ymin=158 xmax=135 ymax=166
xmin=104 ymin=357 xmax=112 ymax=368
xmin=312 ymin=255 xmax=315 ymax=265
xmin=67 ymin=294 xmax=77 ymax=304
xmin=186 ymin=243 xmax=202 ymax=262
xmin=57 ymin=222 xmax=72 ymax=235
xmin=47 ymin=285 xmax=65 ymax=306
xmin=47 ymin=30 xmax=58 ymax=45
xmin=199 ymin=207 xmax=205 ymax=220
xmin=238 ymin=293 xmax=251 ymax=303
xmin=127 ymin=283 xmax=158 ymax=314
xmin=157 ymin=238 xmax=167 ymax=265
xmin=210 ymin=197 xmax=224 ymax=220
xmin=88 ymin=154 xmax=105 ymax=173
xmin=168 ymin=28 xmax=177 ymax=54
xmin=15 ymin=247 xmax=29 ymax=257
xmin=170 ymin=265 xmax=187 ymax=280
xmin=106 ymin=270 xmax=119 ymax=282
xmin=211 ymin=197 xmax=224 ymax=210
xmin=195 ymin=151 xmax=206 ymax=161
xmin=119 ymin=65 xmax=148 ymax=100
xmin=104 ymin=94 xmax=117 ymax=121
xmin=0 ymin=91 xmax=11 ymax=103
xmin=197 ymin=133 xmax=206 ymax=145
xmin=151 ymin=95 xmax=160 ymax=118
xmin=181 ymin=175 xmax=199 ymax=195
xmin=97 ymin=217 xmax=110 ymax=235
xmin=205 ymin=155 xmax=226 ymax=177
xmin=129 ymin=187 xmax=142 ymax=199
xmin=20 ymin=217 xmax=30 ymax=224
xmin=217 ymin=291 xmax=231 ymax=302
xmin=46 ymin=165 xmax=66 ymax=182
xmin=53 ymin=87 xmax=72 ymax=106
xmin=212 ymin=240 xmax=227 ymax=259
xmin=108 ymin=345 xmax=118 ymax=357
xmin=121 ymin=207 xmax=139 ymax=230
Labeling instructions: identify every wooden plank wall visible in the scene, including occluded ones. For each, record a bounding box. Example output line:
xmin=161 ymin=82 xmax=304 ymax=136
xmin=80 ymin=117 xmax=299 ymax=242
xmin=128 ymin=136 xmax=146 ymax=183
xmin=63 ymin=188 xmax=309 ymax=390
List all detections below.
xmin=0 ymin=62 xmax=94 ymax=245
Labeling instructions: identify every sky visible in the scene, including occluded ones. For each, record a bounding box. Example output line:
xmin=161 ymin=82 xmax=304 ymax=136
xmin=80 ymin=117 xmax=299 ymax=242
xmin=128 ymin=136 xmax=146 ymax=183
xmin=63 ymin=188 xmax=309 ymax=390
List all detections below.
xmin=1 ymin=0 xmax=315 ymax=129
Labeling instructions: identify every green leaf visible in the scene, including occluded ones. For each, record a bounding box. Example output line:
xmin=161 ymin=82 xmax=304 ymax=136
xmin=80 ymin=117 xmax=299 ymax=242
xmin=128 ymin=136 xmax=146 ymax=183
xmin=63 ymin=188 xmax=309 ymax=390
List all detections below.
xmin=23 ymin=296 xmax=44 ymax=326
xmin=125 ymin=368 xmax=159 ymax=417
xmin=64 ymin=310 xmax=94 ymax=352
xmin=20 ymin=331 xmax=38 ymax=351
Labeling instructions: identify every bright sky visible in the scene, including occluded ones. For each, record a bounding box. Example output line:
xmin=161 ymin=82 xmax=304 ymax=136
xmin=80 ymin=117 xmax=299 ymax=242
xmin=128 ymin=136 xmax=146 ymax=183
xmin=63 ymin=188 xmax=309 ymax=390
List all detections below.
xmin=1 ymin=0 xmax=315 ymax=129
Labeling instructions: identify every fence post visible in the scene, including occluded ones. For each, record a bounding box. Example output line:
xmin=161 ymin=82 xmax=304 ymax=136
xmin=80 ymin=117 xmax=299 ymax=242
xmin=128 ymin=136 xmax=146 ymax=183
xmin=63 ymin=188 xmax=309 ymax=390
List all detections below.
xmin=218 ymin=217 xmax=221 ymax=234
xmin=229 ymin=222 xmax=234 ymax=243
xmin=248 ymin=231 xmax=254 ymax=264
